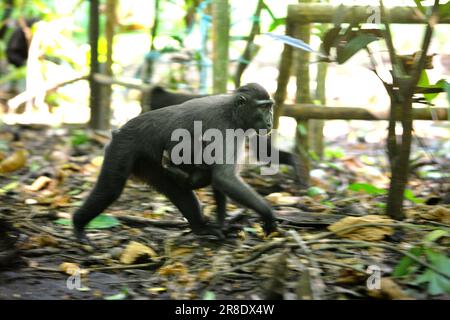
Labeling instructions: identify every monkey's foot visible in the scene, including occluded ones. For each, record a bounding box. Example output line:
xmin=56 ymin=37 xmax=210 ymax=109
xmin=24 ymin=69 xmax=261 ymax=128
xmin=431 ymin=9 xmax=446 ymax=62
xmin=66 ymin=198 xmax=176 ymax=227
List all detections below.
xmin=73 ymin=228 xmax=98 ymax=249
xmin=192 ymin=225 xmax=225 ymax=240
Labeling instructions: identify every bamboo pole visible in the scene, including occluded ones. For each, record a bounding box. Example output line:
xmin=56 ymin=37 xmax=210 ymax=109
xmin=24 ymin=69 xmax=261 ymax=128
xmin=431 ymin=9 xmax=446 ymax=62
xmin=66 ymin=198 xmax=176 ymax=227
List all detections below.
xmin=212 ymin=0 xmax=230 ymax=93
xmin=288 ymin=4 xmax=450 ymax=24
xmin=283 ymin=105 xmax=449 ymax=121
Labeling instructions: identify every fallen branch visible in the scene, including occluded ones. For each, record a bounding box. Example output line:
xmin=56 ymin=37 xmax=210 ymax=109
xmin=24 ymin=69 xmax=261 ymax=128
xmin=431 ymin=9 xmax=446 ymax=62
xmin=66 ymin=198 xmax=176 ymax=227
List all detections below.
xmin=304 ymin=239 xmax=450 ymax=280
xmin=288 ymin=230 xmax=326 ymax=300
xmin=115 ymin=215 xmax=188 ymax=228
xmin=7 ymin=75 xmax=88 ymax=109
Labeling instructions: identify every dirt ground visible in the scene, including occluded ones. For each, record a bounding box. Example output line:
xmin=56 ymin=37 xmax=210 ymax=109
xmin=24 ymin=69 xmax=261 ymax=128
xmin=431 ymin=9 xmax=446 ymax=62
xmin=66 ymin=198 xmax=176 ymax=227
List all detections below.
xmin=0 ymin=124 xmax=449 ymax=300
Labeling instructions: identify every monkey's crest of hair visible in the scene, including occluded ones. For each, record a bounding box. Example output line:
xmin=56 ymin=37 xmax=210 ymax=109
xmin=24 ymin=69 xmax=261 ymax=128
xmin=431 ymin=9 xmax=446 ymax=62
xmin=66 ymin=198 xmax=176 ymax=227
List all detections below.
xmin=235 ymin=83 xmax=270 ymax=101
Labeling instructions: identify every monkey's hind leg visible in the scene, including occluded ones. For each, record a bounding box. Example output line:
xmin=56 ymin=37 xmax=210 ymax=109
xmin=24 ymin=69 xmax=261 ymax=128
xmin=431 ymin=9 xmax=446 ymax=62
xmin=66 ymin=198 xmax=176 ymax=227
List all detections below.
xmin=153 ymin=176 xmax=225 ymax=240
xmin=72 ymin=140 xmax=133 ymax=245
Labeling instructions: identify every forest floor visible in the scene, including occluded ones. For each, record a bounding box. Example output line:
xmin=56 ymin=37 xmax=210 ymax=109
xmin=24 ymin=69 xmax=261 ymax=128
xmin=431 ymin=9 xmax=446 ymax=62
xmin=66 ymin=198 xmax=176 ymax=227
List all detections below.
xmin=0 ymin=124 xmax=449 ymax=300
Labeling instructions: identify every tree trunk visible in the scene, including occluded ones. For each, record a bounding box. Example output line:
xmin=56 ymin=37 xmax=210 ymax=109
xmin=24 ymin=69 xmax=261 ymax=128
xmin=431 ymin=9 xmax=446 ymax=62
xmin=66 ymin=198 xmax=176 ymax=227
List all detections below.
xmin=234 ymin=0 xmax=264 ymax=88
xmin=88 ymin=0 xmax=105 ymax=130
xmin=212 ymin=0 xmax=230 ymax=94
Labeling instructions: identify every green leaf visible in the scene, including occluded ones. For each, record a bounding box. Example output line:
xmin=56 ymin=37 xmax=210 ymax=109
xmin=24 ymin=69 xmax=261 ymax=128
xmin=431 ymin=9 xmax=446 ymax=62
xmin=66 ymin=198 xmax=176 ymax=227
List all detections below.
xmin=0 ymin=181 xmax=19 ymax=194
xmin=307 ymin=187 xmax=326 ymax=197
xmin=104 ymin=292 xmax=127 ymax=300
xmin=439 ymin=1 xmax=450 ymax=18
xmin=297 ymin=123 xmax=307 ymax=136
xmin=392 ymin=247 xmax=423 ymax=277
xmin=324 ymin=147 xmax=345 ymax=159
xmin=336 ymin=34 xmax=379 ymax=64
xmin=413 ymin=250 xmax=450 ymax=295
xmin=424 ymin=230 xmax=448 ymax=244
xmin=413 ymin=0 xmax=426 ymax=14
xmin=418 ymin=71 xmax=449 ymax=102
xmin=55 ymin=214 xmax=120 ymax=229
xmin=105 ymin=287 xmax=129 ymax=300
xmin=268 ymin=18 xmax=286 ymax=32
xmin=203 ymin=291 xmax=216 ymax=300
xmin=71 ymin=130 xmax=90 ymax=146
xmin=348 ymin=183 xmax=386 ymax=196
xmin=404 ymin=189 xmax=424 ymax=204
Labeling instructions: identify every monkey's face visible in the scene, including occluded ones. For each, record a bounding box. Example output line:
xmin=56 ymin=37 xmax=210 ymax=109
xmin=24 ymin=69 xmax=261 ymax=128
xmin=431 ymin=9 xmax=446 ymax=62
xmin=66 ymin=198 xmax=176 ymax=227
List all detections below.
xmin=235 ymin=83 xmax=274 ymax=133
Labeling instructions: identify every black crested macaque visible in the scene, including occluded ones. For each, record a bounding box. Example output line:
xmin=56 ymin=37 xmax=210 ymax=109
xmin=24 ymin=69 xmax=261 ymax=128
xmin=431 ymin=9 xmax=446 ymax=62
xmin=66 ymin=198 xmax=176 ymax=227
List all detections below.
xmin=73 ymin=83 xmax=278 ymax=244
xmin=146 ymin=86 xmax=309 ymax=188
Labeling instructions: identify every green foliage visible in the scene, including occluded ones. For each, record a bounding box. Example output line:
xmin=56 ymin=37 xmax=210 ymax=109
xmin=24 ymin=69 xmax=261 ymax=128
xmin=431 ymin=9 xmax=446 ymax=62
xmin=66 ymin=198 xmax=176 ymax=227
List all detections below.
xmin=307 ymin=186 xmax=326 ymax=197
xmin=55 ymin=214 xmax=120 ymax=229
xmin=393 ymin=230 xmax=450 ymax=295
xmin=413 ymin=0 xmax=426 ymax=14
xmin=105 ymin=288 xmax=129 ymax=300
xmin=336 ymin=34 xmax=379 ymax=64
xmin=70 ymin=130 xmax=90 ymax=146
xmin=348 ymin=183 xmax=386 ymax=196
xmin=0 ymin=67 xmax=27 ymax=85
xmin=347 ymin=183 xmax=423 ymax=203
xmin=404 ymin=189 xmax=424 ymax=204
xmin=324 ymin=147 xmax=345 ymax=160
xmin=203 ymin=291 xmax=216 ymax=300
xmin=418 ymin=71 xmax=450 ymax=103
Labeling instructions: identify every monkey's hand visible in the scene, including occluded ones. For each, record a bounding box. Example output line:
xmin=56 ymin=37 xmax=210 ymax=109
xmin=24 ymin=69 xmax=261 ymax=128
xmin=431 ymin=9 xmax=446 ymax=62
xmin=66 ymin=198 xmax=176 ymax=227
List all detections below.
xmin=263 ymin=220 xmax=278 ymax=236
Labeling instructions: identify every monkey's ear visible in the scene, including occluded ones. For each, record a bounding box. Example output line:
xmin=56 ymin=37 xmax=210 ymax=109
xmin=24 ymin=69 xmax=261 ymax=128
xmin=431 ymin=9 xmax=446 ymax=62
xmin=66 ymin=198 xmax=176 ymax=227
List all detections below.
xmin=236 ymin=95 xmax=247 ymax=107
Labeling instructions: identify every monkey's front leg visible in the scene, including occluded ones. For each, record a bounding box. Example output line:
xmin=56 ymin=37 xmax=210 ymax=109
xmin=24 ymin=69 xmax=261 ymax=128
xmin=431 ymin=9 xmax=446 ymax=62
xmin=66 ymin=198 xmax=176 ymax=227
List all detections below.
xmin=211 ymin=165 xmax=277 ymax=235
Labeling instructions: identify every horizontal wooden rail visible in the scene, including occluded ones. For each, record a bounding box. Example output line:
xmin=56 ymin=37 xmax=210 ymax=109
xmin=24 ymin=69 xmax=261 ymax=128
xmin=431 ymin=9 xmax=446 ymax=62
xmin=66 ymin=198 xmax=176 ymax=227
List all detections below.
xmin=282 ymin=104 xmax=449 ymax=121
xmin=288 ymin=4 xmax=450 ymax=24
xmin=93 ymin=73 xmax=152 ymax=91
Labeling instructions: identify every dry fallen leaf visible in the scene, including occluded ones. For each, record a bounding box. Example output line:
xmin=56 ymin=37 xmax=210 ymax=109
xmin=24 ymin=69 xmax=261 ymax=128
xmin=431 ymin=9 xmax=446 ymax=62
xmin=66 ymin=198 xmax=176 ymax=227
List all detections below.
xmin=266 ymin=192 xmax=300 ymax=206
xmin=170 ymin=247 xmax=193 ymax=257
xmin=367 ymin=278 xmax=413 ymax=300
xmin=25 ymin=176 xmax=53 ymax=192
xmin=158 ymin=262 xmax=188 ymax=276
xmin=328 ymin=215 xmax=394 ymax=241
xmin=406 ymin=205 xmax=450 ymax=224
xmin=59 ymin=262 xmax=89 ymax=276
xmin=147 ymin=287 xmax=167 ymax=294
xmin=0 ymin=149 xmax=27 ymax=173
xmin=120 ymin=241 xmax=158 ymax=264
xmin=20 ymin=234 xmax=59 ymax=249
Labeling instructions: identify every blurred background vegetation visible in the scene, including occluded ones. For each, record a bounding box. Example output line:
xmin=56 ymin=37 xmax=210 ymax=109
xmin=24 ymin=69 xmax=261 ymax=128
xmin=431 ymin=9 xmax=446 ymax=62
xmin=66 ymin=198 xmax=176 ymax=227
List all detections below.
xmin=0 ymin=0 xmax=448 ymax=142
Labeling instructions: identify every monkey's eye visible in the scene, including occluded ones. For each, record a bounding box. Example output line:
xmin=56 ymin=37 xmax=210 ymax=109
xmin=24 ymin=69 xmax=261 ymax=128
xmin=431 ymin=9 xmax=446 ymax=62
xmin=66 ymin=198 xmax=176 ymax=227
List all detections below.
xmin=237 ymin=95 xmax=247 ymax=106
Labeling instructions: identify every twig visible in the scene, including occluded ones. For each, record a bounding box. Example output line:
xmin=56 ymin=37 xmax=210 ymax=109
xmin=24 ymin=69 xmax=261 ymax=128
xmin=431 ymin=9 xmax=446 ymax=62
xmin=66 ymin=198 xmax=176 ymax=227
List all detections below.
xmin=7 ymin=75 xmax=88 ymax=109
xmin=29 ymin=261 xmax=162 ymax=273
xmin=303 ymin=239 xmax=450 ymax=280
xmin=309 ymin=221 xmax=434 ymax=241
xmin=288 ymin=230 xmax=326 ymax=300
xmin=115 ymin=215 xmax=188 ymax=228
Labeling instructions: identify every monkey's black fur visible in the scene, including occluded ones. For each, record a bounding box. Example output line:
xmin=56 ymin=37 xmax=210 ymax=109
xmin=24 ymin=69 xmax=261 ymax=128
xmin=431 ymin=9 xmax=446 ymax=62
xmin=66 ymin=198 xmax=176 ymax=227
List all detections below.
xmin=73 ymin=83 xmax=278 ymax=244
xmin=147 ymin=86 xmax=309 ymax=188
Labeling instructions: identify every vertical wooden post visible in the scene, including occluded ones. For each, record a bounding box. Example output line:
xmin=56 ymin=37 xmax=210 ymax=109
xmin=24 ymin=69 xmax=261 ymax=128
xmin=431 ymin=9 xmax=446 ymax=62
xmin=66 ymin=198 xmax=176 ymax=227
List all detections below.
xmin=311 ymin=61 xmax=327 ymax=159
xmin=294 ymin=0 xmax=312 ymax=182
xmin=88 ymin=0 xmax=107 ymax=130
xmin=273 ymin=15 xmax=295 ymax=129
xmin=212 ymin=0 xmax=230 ymax=93
xmin=101 ymin=0 xmax=116 ymax=127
